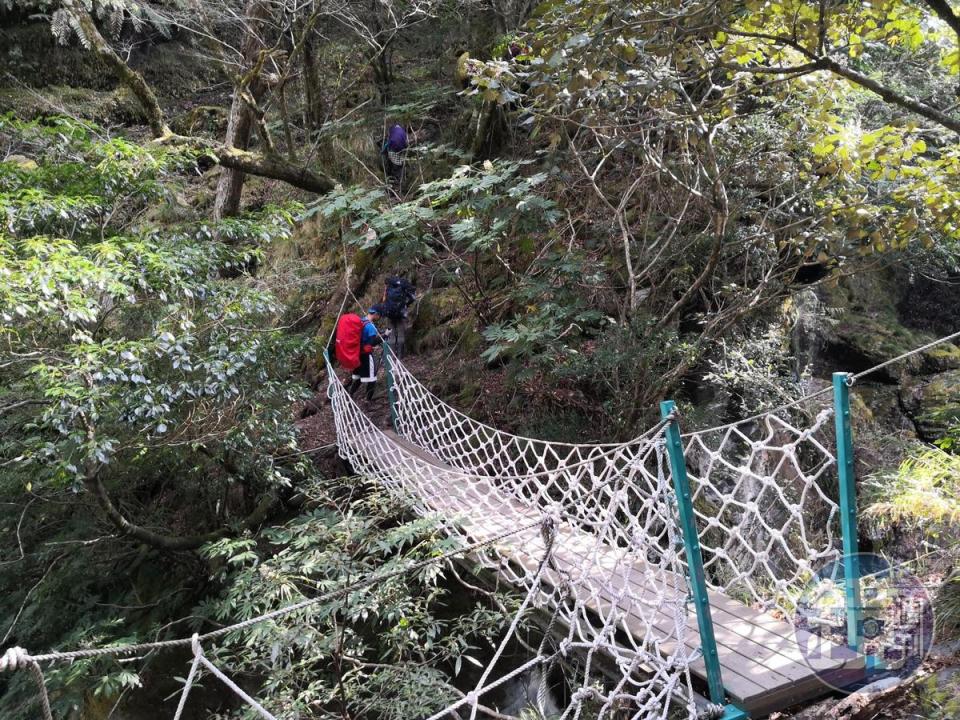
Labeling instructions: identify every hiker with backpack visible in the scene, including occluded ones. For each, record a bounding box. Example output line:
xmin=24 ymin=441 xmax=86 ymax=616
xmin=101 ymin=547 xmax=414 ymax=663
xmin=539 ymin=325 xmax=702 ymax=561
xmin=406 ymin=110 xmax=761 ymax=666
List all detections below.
xmin=381 ymin=276 xmax=416 ymax=357
xmin=331 ymin=305 xmax=387 ymax=401
xmin=381 ymin=122 xmax=408 ymax=190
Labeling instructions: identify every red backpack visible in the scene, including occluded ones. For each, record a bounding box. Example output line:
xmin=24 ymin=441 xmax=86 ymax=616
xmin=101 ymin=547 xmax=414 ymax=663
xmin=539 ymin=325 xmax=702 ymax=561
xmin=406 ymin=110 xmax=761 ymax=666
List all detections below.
xmin=334 ymin=313 xmax=364 ymax=370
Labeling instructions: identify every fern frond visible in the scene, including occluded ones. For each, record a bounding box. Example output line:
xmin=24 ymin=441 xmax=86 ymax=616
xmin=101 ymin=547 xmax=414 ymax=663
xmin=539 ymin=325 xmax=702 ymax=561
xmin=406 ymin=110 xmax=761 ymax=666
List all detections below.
xmin=110 ymin=8 xmax=124 ymax=37
xmin=129 ymin=10 xmax=144 ymax=34
xmin=51 ymin=8 xmax=72 ymax=45
xmin=140 ymin=4 xmax=171 ymax=39
xmin=67 ymin=12 xmax=91 ymax=50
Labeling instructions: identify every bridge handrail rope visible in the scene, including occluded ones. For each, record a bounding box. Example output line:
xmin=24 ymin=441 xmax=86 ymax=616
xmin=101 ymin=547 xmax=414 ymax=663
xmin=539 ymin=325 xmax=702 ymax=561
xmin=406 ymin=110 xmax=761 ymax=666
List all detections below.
xmin=327 ymin=361 xmax=702 ymax=719
xmin=681 ymin=327 xmax=960 ymax=438
xmin=1 ymin=516 xmax=547 ymax=718
xmin=383 ymin=343 xmax=657 ymax=450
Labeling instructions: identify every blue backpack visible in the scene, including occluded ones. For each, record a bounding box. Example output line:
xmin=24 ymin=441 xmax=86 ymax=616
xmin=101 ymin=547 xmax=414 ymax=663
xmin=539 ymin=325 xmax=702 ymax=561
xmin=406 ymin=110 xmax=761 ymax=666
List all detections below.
xmin=384 ymin=277 xmax=415 ymax=320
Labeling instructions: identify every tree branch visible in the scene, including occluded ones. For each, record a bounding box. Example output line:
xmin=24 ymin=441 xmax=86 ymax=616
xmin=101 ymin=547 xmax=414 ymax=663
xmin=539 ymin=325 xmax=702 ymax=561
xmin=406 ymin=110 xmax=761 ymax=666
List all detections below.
xmin=818 ymin=56 xmax=960 ymax=134
xmin=922 ymin=0 xmax=960 ymax=39
xmin=85 ymin=474 xmax=276 ymax=552
xmin=721 ymin=23 xmax=960 ymax=134
xmin=208 ymin=142 xmax=336 ymax=193
xmin=63 ymin=0 xmax=336 ymax=195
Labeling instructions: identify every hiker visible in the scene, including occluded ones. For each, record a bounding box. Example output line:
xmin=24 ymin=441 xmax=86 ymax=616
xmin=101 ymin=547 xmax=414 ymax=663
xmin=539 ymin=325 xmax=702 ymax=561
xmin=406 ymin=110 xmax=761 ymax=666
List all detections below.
xmin=381 ymin=275 xmax=416 ymax=357
xmin=333 ymin=306 xmax=386 ymax=401
xmin=381 ymin=122 xmax=408 ymax=189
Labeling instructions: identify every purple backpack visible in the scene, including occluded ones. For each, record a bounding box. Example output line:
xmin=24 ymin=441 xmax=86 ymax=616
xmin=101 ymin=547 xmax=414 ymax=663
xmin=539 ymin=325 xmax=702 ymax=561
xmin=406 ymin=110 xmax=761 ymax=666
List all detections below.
xmin=387 ymin=124 xmax=408 ymax=152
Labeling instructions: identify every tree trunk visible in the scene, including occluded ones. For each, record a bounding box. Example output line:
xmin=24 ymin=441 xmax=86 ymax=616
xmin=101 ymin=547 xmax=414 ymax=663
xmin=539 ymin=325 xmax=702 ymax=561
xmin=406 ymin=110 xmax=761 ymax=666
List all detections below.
xmin=303 ymin=33 xmax=325 ymax=134
xmin=214 ymin=0 xmax=275 ymax=221
xmin=63 ymin=0 xmax=336 ymax=197
xmin=63 ymin=0 xmax=170 ymax=138
xmin=86 ymin=474 xmax=276 ymax=551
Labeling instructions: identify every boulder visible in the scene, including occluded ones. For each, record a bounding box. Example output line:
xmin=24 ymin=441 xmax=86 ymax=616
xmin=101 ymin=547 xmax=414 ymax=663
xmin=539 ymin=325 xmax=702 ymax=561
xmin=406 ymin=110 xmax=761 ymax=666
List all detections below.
xmin=821 ymin=310 xmax=926 ymax=380
xmin=3 ymin=154 xmax=37 ymax=171
xmin=900 ymin=369 xmax=960 ymax=441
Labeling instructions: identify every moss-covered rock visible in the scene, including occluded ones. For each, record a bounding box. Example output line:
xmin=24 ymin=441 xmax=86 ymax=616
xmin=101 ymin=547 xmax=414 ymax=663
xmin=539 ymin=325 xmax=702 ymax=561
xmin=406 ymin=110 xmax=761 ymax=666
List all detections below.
xmin=824 ymin=311 xmax=924 ymax=378
xmin=901 ymin=370 xmax=960 ymax=441
xmin=0 ymin=85 xmax=146 ymax=124
xmin=818 ymin=307 xmax=959 ymax=380
xmin=408 ymin=287 xmax=481 ymax=355
xmin=921 ymin=344 xmax=960 ymax=373
xmin=171 ymin=104 xmax=228 ymax=136
xmin=4 ymin=154 xmax=37 ymax=171
xmin=814 ymin=267 xmax=959 ymax=379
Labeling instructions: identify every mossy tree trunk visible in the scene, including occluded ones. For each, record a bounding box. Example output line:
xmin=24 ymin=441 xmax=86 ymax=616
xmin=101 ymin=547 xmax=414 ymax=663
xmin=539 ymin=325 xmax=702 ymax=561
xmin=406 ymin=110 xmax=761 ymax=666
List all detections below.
xmin=62 ymin=0 xmax=335 ymax=195
xmin=214 ymin=0 xmax=275 ymax=221
xmin=62 ymin=0 xmax=170 ymax=137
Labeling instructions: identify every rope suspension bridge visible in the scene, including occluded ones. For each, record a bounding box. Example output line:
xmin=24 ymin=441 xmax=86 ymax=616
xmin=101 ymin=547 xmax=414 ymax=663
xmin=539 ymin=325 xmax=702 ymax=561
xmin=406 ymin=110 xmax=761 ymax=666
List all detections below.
xmin=5 ymin=327 xmax=959 ymax=720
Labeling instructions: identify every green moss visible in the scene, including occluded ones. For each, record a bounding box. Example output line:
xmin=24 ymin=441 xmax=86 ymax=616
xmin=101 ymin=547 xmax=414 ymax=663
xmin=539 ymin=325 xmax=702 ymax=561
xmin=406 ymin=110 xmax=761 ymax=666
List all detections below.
xmin=850 ymin=391 xmax=875 ymax=425
xmin=832 ymin=312 xmax=922 ymax=366
xmin=408 ymin=287 xmax=480 ymax=354
xmin=171 ymin=105 xmax=228 ymax=136
xmin=906 ymin=369 xmax=960 ymax=440
xmin=0 ymin=85 xmax=145 ymax=124
xmin=923 ymin=345 xmax=960 ymax=372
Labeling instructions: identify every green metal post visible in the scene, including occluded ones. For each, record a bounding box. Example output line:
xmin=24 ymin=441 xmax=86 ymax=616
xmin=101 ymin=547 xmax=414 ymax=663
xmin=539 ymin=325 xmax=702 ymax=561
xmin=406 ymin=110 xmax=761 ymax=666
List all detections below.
xmin=833 ymin=372 xmax=863 ymax=651
xmin=660 ymin=401 xmax=735 ymax=712
xmin=384 ymin=346 xmax=398 ymax=431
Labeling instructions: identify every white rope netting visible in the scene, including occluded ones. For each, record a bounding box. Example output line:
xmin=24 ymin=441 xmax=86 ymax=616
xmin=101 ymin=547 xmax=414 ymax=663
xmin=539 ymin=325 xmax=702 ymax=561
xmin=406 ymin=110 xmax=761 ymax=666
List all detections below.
xmin=681 ymin=407 xmax=841 ymax=617
xmin=328 ymin=359 xmax=703 ymax=720
xmin=388 ymin=353 xmax=669 ymax=550
xmin=388 ymin=351 xmax=843 ymax=621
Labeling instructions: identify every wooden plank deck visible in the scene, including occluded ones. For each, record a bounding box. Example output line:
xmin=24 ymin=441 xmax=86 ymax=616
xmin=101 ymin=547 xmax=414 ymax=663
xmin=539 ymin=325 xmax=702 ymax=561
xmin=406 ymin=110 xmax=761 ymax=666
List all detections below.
xmin=375 ymin=430 xmax=864 ymax=717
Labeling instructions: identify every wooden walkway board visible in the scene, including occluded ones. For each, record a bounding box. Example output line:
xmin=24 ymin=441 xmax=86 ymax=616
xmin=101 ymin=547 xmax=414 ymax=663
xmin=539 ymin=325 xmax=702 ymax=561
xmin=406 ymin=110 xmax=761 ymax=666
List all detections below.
xmin=375 ymin=431 xmax=863 ymax=717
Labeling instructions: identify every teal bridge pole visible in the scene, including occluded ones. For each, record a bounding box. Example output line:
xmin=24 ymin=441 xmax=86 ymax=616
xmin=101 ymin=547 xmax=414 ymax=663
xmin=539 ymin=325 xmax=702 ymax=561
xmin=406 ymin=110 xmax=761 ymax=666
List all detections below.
xmin=660 ymin=401 xmax=749 ymax=720
xmin=384 ymin=346 xmax=398 ymax=431
xmin=833 ymin=373 xmax=863 ymax=652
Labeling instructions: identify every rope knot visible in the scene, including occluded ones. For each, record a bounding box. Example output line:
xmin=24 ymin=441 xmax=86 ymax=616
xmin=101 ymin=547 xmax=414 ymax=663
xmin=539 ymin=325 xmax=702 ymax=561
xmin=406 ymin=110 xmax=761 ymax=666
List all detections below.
xmin=662 ymin=407 xmax=679 ymax=427
xmin=190 ymin=633 xmax=202 ymax=657
xmin=572 ymin=686 xmax=598 ymax=702
xmin=0 ymin=646 xmax=30 ymax=672
xmin=540 ymin=506 xmax=560 ymax=548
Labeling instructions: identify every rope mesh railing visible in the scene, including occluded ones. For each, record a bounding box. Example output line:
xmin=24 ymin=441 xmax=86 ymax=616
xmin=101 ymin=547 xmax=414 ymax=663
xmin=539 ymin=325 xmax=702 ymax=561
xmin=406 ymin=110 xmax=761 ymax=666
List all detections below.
xmin=329 ymin=359 xmax=703 ymax=720
xmin=389 ymin=350 xmax=676 ymax=543
xmin=683 ymin=406 xmax=841 ymax=618
xmin=388 ymin=350 xmax=844 ymax=620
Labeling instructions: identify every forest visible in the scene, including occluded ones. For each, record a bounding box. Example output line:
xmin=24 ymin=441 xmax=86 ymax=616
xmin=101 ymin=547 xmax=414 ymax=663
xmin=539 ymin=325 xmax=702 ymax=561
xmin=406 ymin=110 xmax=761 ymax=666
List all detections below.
xmin=1 ymin=0 xmax=960 ymax=718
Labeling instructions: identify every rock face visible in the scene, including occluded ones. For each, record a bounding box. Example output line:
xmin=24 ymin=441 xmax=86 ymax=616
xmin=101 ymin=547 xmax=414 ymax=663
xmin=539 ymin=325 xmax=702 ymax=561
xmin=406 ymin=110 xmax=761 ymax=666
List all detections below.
xmin=0 ymin=18 xmax=223 ymax=109
xmin=822 ymin=311 xmax=923 ymax=380
xmin=901 ymin=369 xmax=960 ymax=441
xmin=786 ymin=267 xmax=960 ymax=449
xmin=808 ymin=266 xmax=960 ymax=380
